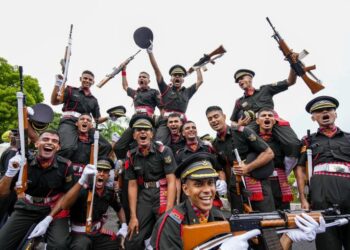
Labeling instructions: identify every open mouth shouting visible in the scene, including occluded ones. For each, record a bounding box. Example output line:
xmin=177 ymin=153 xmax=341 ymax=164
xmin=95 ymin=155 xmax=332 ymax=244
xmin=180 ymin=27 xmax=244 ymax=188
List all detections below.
xmin=95 ymin=176 xmax=105 ymax=189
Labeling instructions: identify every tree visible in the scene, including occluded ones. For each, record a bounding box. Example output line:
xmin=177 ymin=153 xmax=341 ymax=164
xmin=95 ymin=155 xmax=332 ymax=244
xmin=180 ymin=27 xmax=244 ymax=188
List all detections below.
xmin=0 ymin=57 xmax=44 ymax=141
xmin=99 ymin=117 xmax=129 ymax=142
xmin=47 ymin=112 xmax=62 ymax=131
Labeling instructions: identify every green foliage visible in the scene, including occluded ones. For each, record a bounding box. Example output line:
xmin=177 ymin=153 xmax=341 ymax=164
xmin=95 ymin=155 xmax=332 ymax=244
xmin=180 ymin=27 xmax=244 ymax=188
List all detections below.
xmin=47 ymin=112 xmax=62 ymax=131
xmin=99 ymin=117 xmax=129 ymax=142
xmin=288 ymin=171 xmax=300 ymax=203
xmin=0 ymin=58 xmax=44 ymax=141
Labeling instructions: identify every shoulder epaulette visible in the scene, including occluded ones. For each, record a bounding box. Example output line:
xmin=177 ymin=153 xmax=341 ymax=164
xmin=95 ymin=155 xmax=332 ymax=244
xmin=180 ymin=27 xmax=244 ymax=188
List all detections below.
xmin=56 ymin=155 xmax=71 ymax=165
xmin=168 ymin=208 xmax=184 ymax=224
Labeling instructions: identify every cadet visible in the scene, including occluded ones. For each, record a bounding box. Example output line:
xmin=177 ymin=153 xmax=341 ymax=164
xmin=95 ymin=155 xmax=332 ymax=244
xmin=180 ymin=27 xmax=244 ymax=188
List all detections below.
xmin=124 ymin=115 xmax=177 ymax=249
xmin=151 ymin=152 xmax=321 ymax=250
xmin=51 ymin=70 xmax=108 ymax=157
xmin=256 ymin=108 xmax=294 ymax=210
xmin=206 ymin=106 xmax=275 ymax=213
xmin=295 ymin=96 xmax=350 ymax=250
xmin=0 ymin=130 xmax=74 ymax=249
xmin=147 ymin=43 xmax=203 ymax=144
xmin=166 ymin=113 xmax=186 ymax=155
xmin=61 ymin=113 xmax=111 ymax=182
xmin=230 ymin=67 xmax=300 ymax=159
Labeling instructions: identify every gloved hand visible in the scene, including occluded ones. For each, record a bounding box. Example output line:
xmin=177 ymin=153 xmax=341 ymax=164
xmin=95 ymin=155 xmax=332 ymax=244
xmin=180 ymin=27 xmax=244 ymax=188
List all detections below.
xmin=216 ymin=179 xmax=227 ymax=196
xmin=6 ymin=154 xmax=25 ymax=178
xmin=78 ymin=164 xmax=97 ymax=186
xmin=55 ymin=74 xmax=64 ymax=87
xmin=316 ymin=216 xmax=326 ymax=234
xmin=117 ymin=223 xmax=128 ymax=238
xmin=286 ymin=213 xmax=318 ymax=242
xmin=112 ymin=132 xmax=120 ymax=143
xmin=28 ymin=215 xmax=53 ymax=239
xmin=147 ymin=40 xmax=153 ymax=54
xmin=220 ymin=229 xmax=261 ymax=250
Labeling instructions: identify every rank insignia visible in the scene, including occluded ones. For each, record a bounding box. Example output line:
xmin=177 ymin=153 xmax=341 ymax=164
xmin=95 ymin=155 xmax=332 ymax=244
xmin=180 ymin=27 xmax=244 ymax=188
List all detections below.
xmin=164 ymin=156 xmax=172 ymax=164
xmin=65 ymin=175 xmax=72 ymax=182
xmin=248 ymin=134 xmax=257 ymax=141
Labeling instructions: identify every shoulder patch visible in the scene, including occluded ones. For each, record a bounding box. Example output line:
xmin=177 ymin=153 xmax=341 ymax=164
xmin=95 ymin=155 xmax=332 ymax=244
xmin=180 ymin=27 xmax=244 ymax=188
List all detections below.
xmin=65 ymin=175 xmax=72 ymax=183
xmin=168 ymin=208 xmax=184 ymax=224
xmin=248 ymin=133 xmax=257 ymax=141
xmin=164 ymin=155 xmax=172 ymax=164
xmin=241 ymin=101 xmax=248 ymax=108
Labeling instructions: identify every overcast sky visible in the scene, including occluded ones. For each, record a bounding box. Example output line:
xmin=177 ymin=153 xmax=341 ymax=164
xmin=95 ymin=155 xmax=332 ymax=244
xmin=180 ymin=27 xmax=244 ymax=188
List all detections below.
xmin=1 ymin=0 xmax=349 ymax=138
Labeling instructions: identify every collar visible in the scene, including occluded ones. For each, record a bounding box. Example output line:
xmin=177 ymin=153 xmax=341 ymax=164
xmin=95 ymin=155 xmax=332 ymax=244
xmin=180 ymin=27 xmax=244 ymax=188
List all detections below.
xmin=78 ymin=132 xmax=90 ymax=143
xmin=31 ymin=155 xmax=57 ymax=169
xmin=259 ymin=130 xmax=273 ymax=142
xmin=217 ymin=125 xmax=230 ymax=141
xmin=184 ymin=199 xmax=214 ymax=225
xmin=137 ymin=86 xmax=150 ymax=92
xmin=79 ymin=87 xmax=92 ymax=96
xmin=135 ymin=143 xmax=156 ymax=156
xmin=317 ymin=125 xmax=340 ymax=138
xmin=244 ymin=87 xmax=256 ymax=97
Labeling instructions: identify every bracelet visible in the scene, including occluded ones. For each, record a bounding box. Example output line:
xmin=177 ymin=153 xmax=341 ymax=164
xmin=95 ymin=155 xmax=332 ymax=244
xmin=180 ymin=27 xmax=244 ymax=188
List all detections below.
xmin=122 ymin=71 xmax=126 ymax=76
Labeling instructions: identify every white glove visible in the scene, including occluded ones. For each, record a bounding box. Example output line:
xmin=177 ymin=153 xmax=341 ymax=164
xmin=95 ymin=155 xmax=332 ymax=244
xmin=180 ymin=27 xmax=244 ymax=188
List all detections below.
xmin=28 ymin=215 xmax=53 ymax=239
xmin=147 ymin=40 xmax=153 ymax=54
xmin=55 ymin=74 xmax=64 ymax=87
xmin=78 ymin=164 xmax=97 ymax=186
xmin=111 ymin=132 xmax=120 ymax=143
xmin=6 ymin=154 xmax=24 ymax=178
xmin=216 ymin=179 xmax=227 ymax=196
xmin=117 ymin=223 xmax=128 ymax=238
xmin=316 ymin=216 xmax=326 ymax=234
xmin=286 ymin=213 xmax=318 ymax=242
xmin=220 ymin=229 xmax=261 ymax=250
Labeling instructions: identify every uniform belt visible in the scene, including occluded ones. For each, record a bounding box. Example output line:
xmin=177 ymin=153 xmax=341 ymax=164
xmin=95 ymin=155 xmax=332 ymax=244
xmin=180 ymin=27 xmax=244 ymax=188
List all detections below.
xmin=71 ymin=221 xmax=102 ymax=233
xmin=314 ymin=163 xmax=350 ymax=174
xmin=144 ymin=181 xmax=160 ymax=189
xmin=24 ymin=193 xmax=60 ymax=205
xmin=62 ymin=111 xmax=81 ymax=118
xmin=135 ymin=106 xmax=154 ymax=116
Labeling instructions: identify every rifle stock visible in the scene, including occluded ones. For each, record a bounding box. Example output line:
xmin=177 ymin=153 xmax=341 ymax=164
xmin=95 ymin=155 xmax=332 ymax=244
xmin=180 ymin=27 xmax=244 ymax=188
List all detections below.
xmin=188 ymin=45 xmax=226 ymax=74
xmin=97 ymin=50 xmax=141 ymax=88
xmin=266 ymin=17 xmax=325 ymax=94
xmin=183 ymin=208 xmax=350 ymax=250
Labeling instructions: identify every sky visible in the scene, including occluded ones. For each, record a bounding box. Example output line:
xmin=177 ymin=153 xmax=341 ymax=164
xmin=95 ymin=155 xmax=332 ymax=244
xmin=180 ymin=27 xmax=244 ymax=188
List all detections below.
xmin=1 ymin=0 xmax=349 ymax=138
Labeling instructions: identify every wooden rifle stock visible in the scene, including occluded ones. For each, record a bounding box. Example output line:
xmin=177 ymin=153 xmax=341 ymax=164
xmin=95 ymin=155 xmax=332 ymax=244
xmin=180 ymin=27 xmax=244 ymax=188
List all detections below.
xmin=266 ymin=17 xmax=324 ymax=94
xmin=183 ymin=208 xmax=349 ymax=249
xmin=97 ymin=50 xmax=141 ymax=88
xmin=85 ymin=142 xmax=95 ymax=233
xmin=187 ymin=45 xmax=226 ymax=74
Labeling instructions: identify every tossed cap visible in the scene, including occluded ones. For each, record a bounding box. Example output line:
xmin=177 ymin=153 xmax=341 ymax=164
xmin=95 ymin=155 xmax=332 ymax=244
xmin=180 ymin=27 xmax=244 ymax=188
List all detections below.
xmin=29 ymin=103 xmax=54 ymax=124
xmin=176 ymin=152 xmax=218 ymax=180
xmin=169 ymin=64 xmax=187 ymax=76
xmin=305 ymin=96 xmax=339 ymax=113
xmin=129 ymin=114 xmax=154 ymax=129
xmin=133 ymin=27 xmax=154 ymax=49
xmin=234 ymin=69 xmax=255 ymax=83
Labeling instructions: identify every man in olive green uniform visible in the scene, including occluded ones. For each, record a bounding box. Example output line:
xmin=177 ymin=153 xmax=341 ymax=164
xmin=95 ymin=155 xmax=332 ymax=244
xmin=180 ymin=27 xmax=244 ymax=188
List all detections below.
xmin=125 ymin=115 xmax=177 ymax=249
xmin=0 ymin=130 xmax=74 ymax=249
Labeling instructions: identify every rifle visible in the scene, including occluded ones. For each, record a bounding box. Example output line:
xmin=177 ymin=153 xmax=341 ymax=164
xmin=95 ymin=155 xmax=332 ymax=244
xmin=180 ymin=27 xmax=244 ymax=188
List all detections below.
xmin=183 ymin=206 xmax=350 ymax=250
xmin=233 ymin=148 xmax=252 ymax=213
xmin=15 ymin=66 xmax=29 ymax=199
xmin=17 ymin=223 xmax=39 ymax=250
xmin=187 ymin=45 xmax=226 ymax=74
xmin=85 ymin=129 xmax=99 ymax=233
xmin=97 ymin=50 xmax=141 ymax=88
xmin=266 ymin=17 xmax=325 ymax=94
xmin=57 ymin=24 xmax=73 ymax=102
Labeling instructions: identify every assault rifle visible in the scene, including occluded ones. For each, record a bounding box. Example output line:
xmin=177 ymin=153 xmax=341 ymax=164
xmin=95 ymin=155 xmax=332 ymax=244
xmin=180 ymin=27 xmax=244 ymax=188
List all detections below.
xmin=183 ymin=207 xmax=349 ymax=250
xmin=266 ymin=17 xmax=325 ymax=94
xmin=15 ymin=66 xmax=29 ymax=198
xmin=187 ymin=45 xmax=226 ymax=74
xmin=86 ymin=129 xmax=99 ymax=233
xmin=58 ymin=24 xmax=73 ymax=102
xmin=97 ymin=50 xmax=141 ymax=88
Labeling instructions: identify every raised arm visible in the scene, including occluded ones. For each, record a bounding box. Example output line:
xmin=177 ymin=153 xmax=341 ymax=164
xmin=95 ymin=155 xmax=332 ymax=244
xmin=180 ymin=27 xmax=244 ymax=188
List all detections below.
xmin=195 ymin=68 xmax=203 ymax=90
xmin=51 ymin=75 xmax=65 ymax=105
xmin=147 ymin=46 xmax=163 ymax=83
